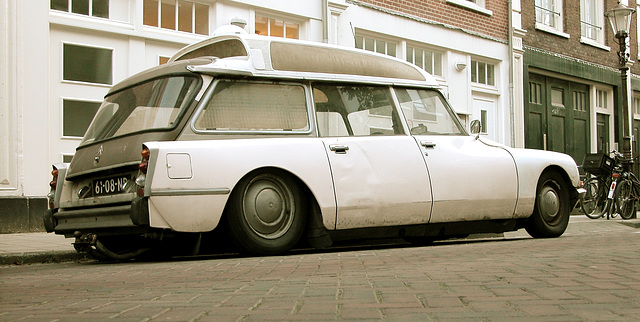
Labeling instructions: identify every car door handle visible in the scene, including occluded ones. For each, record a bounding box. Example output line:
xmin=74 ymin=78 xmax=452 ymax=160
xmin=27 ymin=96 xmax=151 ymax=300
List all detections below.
xmin=421 ymin=141 xmax=436 ymax=148
xmin=329 ymin=145 xmax=349 ymax=154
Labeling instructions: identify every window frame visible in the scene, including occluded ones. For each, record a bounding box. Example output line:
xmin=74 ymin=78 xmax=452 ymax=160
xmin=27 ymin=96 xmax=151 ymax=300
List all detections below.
xmin=50 ymin=0 xmax=110 ymax=19
xmin=580 ymin=0 xmax=608 ymax=49
xmin=535 ymin=0 xmax=570 ymax=38
xmin=446 ymin=0 xmax=493 ymax=15
xmin=405 ymin=43 xmax=444 ymax=77
xmin=354 ymin=32 xmax=398 ymax=58
xmin=470 ymin=59 xmax=497 ymax=87
xmin=191 ymin=79 xmax=313 ymax=135
xmin=61 ymin=42 xmax=114 ymax=86
xmin=61 ymin=97 xmax=103 ymax=139
xmin=253 ymin=14 xmax=301 ymax=39
xmin=143 ymin=0 xmax=210 ymax=36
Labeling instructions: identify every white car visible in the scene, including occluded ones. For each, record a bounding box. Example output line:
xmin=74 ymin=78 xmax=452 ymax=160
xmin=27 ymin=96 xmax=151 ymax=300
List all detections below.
xmin=44 ymin=26 xmax=583 ymax=260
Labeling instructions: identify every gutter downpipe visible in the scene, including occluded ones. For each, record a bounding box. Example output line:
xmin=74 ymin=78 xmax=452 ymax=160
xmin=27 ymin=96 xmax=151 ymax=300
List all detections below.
xmin=508 ymin=0 xmax=516 ymax=148
xmin=322 ymin=0 xmax=329 ymax=43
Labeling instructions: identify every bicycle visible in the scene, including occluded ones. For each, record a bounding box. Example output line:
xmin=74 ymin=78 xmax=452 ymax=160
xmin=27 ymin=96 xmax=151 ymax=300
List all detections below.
xmin=581 ymin=151 xmax=638 ymax=220
xmin=611 ymin=158 xmax=640 ymax=220
xmin=580 ymin=151 xmax=621 ymax=219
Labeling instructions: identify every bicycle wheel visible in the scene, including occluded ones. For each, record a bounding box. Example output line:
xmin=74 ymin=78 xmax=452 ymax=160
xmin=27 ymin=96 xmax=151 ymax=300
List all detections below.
xmin=581 ymin=177 xmax=605 ymax=219
xmin=615 ymin=178 xmax=636 ymax=220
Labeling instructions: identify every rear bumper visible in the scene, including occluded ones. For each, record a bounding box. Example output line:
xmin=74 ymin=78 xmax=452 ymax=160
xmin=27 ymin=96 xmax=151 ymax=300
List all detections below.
xmin=45 ymin=197 xmax=150 ymax=236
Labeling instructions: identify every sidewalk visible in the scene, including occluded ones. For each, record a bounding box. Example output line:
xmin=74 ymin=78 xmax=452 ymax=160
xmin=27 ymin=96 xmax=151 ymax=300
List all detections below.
xmin=1 ymin=216 xmax=639 ymax=265
xmin=0 ymin=232 xmax=87 ymax=265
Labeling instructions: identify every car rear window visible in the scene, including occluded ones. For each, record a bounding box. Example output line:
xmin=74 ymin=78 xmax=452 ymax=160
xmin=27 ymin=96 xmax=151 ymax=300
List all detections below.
xmin=81 ymin=76 xmax=200 ymax=145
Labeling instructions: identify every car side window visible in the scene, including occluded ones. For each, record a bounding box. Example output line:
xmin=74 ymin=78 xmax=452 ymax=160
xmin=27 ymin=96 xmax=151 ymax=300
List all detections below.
xmin=194 ymin=80 xmax=309 ymax=132
xmin=312 ymin=84 xmax=404 ymax=137
xmin=394 ymin=88 xmax=466 ymax=135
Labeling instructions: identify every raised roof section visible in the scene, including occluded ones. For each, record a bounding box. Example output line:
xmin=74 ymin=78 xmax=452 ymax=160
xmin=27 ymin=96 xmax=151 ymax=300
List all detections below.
xmin=168 ymin=26 xmax=436 ymax=86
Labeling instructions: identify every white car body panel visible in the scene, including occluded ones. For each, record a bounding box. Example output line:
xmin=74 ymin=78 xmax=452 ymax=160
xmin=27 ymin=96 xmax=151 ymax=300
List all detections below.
xmin=322 ymin=136 xmax=432 ymax=229
xmin=144 ymin=138 xmax=337 ymax=232
xmin=505 ymin=146 xmax=582 ymax=217
xmin=415 ymin=135 xmax=519 ymax=222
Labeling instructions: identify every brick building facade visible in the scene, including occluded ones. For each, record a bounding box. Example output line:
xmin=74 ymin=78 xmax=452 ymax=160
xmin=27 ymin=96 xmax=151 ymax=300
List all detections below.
xmin=521 ymin=0 xmax=640 ymax=166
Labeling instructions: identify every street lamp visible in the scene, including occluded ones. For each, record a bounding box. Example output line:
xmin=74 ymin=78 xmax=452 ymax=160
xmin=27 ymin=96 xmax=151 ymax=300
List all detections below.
xmin=606 ymin=1 xmax=636 ymax=164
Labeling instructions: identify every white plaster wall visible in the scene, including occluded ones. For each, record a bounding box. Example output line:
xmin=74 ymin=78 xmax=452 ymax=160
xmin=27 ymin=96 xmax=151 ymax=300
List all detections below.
xmin=0 ymin=0 xmax=19 ymax=194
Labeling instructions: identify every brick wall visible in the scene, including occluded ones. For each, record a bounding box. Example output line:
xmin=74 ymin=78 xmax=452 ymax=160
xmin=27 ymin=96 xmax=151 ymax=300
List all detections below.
xmin=523 ymin=0 xmax=640 ymax=74
xmin=352 ymin=0 xmax=509 ymax=41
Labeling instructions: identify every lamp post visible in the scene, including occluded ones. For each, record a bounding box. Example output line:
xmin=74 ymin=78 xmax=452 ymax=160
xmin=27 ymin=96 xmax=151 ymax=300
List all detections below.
xmin=606 ymin=1 xmax=636 ymax=165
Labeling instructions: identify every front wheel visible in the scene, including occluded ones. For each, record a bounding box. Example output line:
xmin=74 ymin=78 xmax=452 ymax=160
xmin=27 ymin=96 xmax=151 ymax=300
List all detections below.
xmin=525 ymin=171 xmax=571 ymax=238
xmin=225 ymin=170 xmax=306 ymax=255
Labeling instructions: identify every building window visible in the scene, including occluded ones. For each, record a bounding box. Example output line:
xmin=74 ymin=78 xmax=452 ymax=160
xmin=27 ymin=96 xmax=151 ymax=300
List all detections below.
xmin=530 ymin=83 xmax=542 ymax=104
xmin=355 ymin=35 xmax=397 ymax=57
xmin=143 ymin=0 xmax=209 ymax=36
xmin=63 ymin=44 xmax=112 ymax=85
xmin=159 ymin=56 xmax=170 ymax=65
xmin=406 ymin=46 xmax=443 ymax=77
xmin=480 ymin=110 xmax=488 ymax=133
xmin=471 ymin=60 xmax=495 ymax=86
xmin=535 ymin=0 xmax=564 ymax=34
xmin=51 ymin=0 xmax=109 ymax=18
xmin=596 ymin=89 xmax=608 ymax=109
xmin=581 ymin=0 xmax=604 ymax=44
xmin=255 ymin=16 xmax=299 ymax=39
xmin=63 ymin=99 xmax=101 ymax=137
xmin=574 ymin=91 xmax=587 ymax=111
xmin=634 ymin=96 xmax=640 ymax=115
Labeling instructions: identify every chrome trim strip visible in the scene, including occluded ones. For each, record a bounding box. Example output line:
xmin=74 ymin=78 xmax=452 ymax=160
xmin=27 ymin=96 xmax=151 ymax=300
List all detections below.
xmin=151 ymin=188 xmax=231 ymax=196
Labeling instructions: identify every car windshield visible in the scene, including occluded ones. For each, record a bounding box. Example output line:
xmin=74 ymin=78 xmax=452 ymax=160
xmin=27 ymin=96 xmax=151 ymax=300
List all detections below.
xmin=394 ymin=88 xmax=466 ymax=136
xmin=80 ymin=76 xmax=200 ymax=145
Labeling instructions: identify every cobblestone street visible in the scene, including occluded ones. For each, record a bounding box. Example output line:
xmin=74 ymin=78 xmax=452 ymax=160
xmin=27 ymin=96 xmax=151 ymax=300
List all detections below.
xmin=1 ymin=217 xmax=639 ymax=321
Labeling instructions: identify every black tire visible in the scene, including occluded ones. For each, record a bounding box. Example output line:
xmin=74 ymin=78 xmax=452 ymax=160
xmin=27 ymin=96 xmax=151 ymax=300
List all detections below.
xmin=525 ymin=171 xmax=571 ymax=238
xmin=581 ymin=178 xmax=605 ymax=219
xmin=225 ymin=170 xmax=306 ymax=255
xmin=615 ymin=179 xmax=636 ymax=220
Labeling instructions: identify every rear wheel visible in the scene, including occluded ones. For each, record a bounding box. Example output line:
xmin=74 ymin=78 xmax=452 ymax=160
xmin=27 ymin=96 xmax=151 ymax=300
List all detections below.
xmin=225 ymin=170 xmax=306 ymax=255
xmin=615 ymin=179 xmax=636 ymax=220
xmin=581 ymin=177 xmax=605 ymax=219
xmin=525 ymin=171 xmax=570 ymax=238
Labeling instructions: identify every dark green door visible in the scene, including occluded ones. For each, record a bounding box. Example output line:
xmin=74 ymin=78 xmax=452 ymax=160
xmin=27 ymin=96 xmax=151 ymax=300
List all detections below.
xmin=525 ymin=74 xmax=590 ymax=162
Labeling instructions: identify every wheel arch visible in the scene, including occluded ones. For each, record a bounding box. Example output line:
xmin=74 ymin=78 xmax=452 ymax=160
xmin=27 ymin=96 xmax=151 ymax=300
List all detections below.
xmin=224 ymin=165 xmax=331 ymax=236
xmin=539 ymin=165 xmax=579 ymax=206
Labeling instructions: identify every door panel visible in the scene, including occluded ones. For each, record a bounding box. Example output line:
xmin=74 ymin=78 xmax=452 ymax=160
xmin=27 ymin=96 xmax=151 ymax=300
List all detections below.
xmin=415 ymin=135 xmax=518 ymax=223
xmin=324 ymin=136 xmax=432 ymax=229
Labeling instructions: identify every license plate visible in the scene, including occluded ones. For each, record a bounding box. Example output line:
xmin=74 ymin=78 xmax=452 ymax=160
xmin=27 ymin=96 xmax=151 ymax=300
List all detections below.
xmin=93 ymin=176 xmax=129 ymax=196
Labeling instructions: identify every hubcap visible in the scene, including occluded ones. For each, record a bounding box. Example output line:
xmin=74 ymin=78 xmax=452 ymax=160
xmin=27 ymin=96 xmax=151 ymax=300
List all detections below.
xmin=540 ymin=185 xmax=560 ymax=223
xmin=242 ymin=175 xmax=294 ymax=239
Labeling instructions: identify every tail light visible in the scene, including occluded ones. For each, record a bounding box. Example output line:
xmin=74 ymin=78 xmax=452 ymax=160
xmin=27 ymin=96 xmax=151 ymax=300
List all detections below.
xmin=48 ymin=166 xmax=59 ymax=209
xmin=612 ymin=173 xmax=620 ymax=178
xmin=139 ymin=146 xmax=150 ymax=174
xmin=136 ymin=145 xmax=150 ymax=197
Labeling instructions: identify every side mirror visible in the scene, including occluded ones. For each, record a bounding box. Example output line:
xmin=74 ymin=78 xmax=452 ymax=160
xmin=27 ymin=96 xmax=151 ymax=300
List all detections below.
xmin=470 ymin=120 xmax=481 ymax=135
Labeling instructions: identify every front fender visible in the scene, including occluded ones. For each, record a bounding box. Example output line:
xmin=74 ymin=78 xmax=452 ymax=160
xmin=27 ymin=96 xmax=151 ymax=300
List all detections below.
xmin=506 ymin=147 xmax=581 ymax=216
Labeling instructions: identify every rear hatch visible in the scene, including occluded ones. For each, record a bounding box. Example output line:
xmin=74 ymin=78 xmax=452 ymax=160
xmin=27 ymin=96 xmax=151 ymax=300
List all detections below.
xmin=61 ymin=60 xmax=208 ymax=208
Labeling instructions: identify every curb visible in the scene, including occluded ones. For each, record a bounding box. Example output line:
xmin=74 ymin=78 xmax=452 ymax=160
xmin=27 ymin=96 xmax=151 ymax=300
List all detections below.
xmin=0 ymin=251 xmax=90 ymax=266
xmin=619 ymin=219 xmax=640 ymax=228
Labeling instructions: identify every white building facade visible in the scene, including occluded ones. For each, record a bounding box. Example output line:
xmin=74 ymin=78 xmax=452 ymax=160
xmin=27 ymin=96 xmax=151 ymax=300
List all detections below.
xmin=0 ymin=0 xmax=516 ymax=231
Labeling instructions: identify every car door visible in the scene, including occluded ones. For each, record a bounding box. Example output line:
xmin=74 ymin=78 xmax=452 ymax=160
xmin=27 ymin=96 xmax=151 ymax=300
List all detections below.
xmin=313 ymin=84 xmax=433 ymax=229
xmin=395 ymin=87 xmax=518 ymax=223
